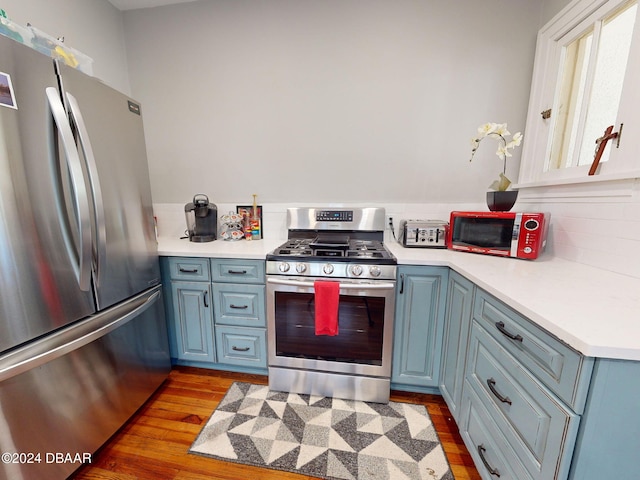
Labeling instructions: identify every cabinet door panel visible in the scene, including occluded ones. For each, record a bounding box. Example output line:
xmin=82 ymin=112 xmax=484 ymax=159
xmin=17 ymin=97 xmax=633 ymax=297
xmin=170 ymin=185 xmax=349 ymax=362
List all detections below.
xmin=171 ymin=282 xmax=214 ymax=362
xmin=440 ymin=271 xmax=474 ymax=421
xmin=392 ymin=267 xmax=448 ymax=387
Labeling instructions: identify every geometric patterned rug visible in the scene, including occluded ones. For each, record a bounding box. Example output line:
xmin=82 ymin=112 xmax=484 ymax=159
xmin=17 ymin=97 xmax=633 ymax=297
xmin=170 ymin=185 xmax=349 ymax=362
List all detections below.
xmin=189 ymin=382 xmax=454 ymax=480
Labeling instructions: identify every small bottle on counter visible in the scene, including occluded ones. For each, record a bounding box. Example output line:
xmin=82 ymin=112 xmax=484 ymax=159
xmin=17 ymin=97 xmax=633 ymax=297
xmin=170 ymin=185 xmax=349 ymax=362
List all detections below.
xmin=251 ymin=194 xmax=261 ymax=240
xmin=243 ymin=211 xmax=252 ymax=240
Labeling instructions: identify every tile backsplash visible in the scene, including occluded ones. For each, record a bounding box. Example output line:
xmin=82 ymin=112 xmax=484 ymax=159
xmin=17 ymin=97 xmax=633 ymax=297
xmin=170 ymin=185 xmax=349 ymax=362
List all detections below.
xmin=155 ymin=192 xmax=640 ymax=280
xmin=518 ymin=189 xmax=640 ymax=279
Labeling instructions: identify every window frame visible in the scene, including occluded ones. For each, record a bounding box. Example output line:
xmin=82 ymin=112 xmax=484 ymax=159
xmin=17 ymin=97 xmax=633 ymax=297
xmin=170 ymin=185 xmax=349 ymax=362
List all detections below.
xmin=516 ymin=0 xmax=640 ymax=197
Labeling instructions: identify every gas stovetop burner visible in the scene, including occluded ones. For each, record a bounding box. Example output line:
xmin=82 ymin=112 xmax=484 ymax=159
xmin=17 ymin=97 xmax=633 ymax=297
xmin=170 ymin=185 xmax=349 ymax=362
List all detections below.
xmin=266 ymin=207 xmax=397 ymax=280
xmin=269 ymin=238 xmax=392 ymax=262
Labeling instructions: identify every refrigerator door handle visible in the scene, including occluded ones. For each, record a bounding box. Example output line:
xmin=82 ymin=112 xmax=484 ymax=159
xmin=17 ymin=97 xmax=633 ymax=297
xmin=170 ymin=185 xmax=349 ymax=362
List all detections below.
xmin=0 ymin=287 xmax=161 ymax=383
xmin=46 ymin=87 xmax=92 ymax=291
xmin=66 ymin=92 xmax=106 ymax=287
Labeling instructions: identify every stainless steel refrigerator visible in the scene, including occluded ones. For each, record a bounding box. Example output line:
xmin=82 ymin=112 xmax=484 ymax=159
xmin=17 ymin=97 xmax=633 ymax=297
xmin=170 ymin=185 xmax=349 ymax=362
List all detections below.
xmin=0 ymin=34 xmax=170 ymax=479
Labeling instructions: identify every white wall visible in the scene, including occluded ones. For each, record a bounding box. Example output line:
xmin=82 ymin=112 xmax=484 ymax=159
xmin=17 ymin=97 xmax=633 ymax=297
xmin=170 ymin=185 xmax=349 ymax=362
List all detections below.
xmin=1 ymin=0 xmax=131 ymax=94
xmin=122 ymin=0 xmax=543 ymax=205
xmin=9 ymin=0 xmax=636 ymax=279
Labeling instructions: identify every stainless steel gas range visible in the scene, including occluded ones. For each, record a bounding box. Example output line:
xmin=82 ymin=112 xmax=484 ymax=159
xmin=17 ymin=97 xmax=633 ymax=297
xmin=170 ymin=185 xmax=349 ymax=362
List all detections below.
xmin=266 ymin=207 xmax=397 ymax=403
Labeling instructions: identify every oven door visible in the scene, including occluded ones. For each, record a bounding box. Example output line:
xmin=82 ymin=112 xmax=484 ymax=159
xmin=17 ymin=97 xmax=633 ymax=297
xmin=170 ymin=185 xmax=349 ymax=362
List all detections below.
xmin=266 ymin=276 xmax=395 ymax=378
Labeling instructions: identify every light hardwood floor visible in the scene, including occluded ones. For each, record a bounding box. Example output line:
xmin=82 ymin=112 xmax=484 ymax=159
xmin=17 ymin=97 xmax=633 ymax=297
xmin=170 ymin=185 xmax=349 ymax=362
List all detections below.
xmin=70 ymin=366 xmax=481 ymax=479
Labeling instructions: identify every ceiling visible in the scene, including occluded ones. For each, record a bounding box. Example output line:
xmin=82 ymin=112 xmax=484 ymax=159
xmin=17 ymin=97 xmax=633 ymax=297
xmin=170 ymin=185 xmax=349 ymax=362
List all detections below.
xmin=108 ymin=0 xmax=196 ymax=11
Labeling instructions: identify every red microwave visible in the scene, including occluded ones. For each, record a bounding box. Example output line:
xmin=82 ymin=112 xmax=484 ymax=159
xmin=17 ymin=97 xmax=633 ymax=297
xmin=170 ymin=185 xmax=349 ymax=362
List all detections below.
xmin=448 ymin=211 xmax=549 ymax=260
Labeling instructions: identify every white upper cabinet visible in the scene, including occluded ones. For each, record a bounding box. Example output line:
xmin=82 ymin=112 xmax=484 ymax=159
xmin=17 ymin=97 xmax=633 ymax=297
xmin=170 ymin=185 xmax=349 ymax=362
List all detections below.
xmin=518 ymin=0 xmax=640 ymax=191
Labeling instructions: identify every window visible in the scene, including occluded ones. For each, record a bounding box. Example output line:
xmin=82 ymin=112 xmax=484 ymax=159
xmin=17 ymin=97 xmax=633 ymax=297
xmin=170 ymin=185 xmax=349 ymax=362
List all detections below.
xmin=518 ymin=0 xmax=640 ymax=189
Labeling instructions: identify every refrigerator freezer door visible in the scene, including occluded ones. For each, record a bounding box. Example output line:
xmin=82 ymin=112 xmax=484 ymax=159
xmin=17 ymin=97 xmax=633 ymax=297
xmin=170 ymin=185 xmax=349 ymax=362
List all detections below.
xmin=57 ymin=63 xmax=161 ymax=310
xmin=0 ymin=285 xmax=170 ymax=480
xmin=0 ymin=36 xmax=95 ymax=354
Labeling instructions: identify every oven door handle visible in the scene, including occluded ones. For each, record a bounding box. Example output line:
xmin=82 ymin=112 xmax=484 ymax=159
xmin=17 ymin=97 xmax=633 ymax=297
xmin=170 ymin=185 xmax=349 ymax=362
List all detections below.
xmin=267 ymin=277 xmax=395 ymax=290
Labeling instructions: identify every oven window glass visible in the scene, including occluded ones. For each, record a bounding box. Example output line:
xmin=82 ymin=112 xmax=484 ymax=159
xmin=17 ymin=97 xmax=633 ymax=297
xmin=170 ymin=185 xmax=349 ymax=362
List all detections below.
xmin=274 ymin=292 xmax=385 ymax=365
xmin=452 ymin=218 xmax=514 ymax=249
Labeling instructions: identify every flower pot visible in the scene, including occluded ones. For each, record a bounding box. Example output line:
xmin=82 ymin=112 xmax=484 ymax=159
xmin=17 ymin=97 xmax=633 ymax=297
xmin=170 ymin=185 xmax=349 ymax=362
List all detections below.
xmin=486 ymin=190 xmax=518 ymax=211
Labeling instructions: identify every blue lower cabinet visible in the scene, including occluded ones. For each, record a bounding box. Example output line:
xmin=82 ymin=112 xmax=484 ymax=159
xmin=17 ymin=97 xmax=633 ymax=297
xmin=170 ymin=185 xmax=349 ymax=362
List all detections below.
xmin=162 ymin=256 xmax=267 ymax=373
xmin=391 ymin=266 xmax=448 ymax=390
xmin=440 ymin=271 xmax=475 ymax=422
xmin=170 ymin=281 xmax=215 ymax=363
xmin=463 ymin=321 xmax=579 ymax=479
xmin=568 ymin=359 xmax=640 ymax=480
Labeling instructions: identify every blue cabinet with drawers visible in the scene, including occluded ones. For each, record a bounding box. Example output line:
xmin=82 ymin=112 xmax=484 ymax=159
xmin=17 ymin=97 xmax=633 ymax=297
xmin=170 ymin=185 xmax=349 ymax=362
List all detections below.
xmin=439 ymin=278 xmax=595 ymax=480
xmin=161 ymin=256 xmax=268 ymax=373
xmin=211 ymin=258 xmax=267 ymax=369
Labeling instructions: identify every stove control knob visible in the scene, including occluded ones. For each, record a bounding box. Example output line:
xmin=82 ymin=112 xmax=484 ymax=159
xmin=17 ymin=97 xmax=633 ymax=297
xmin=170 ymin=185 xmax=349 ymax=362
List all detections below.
xmin=278 ymin=262 xmax=290 ymax=273
xmin=369 ymin=266 xmax=382 ymax=277
xmin=350 ymin=265 xmax=363 ymax=276
xmin=296 ymin=263 xmax=307 ymax=273
xmin=323 ymin=263 xmax=334 ymax=275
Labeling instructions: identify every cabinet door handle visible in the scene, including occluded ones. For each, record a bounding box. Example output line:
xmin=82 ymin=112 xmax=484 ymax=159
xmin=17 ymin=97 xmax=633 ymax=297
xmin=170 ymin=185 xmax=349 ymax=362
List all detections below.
xmin=227 ymin=269 xmax=248 ymax=275
xmin=477 ymin=445 xmax=501 ymax=477
xmin=230 ymin=304 xmax=248 ymax=310
xmin=232 ymin=346 xmax=250 ymax=352
xmin=487 ymin=378 xmax=512 ymax=405
xmin=399 ymin=274 xmax=405 ymax=294
xmin=495 ymin=321 xmax=523 ymax=342
xmin=179 ymin=267 xmax=199 ymax=273
xmin=203 ymin=290 xmax=209 ymax=308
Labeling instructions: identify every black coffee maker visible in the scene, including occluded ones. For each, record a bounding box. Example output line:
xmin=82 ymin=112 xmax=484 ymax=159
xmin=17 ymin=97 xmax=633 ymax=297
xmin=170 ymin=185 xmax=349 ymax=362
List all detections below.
xmin=184 ymin=194 xmax=217 ymax=242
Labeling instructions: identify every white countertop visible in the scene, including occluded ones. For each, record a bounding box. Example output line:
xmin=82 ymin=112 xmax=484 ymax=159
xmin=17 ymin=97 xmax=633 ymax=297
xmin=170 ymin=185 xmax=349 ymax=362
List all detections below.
xmin=158 ymin=235 xmax=284 ymax=259
xmin=157 ymin=235 xmax=640 ymax=362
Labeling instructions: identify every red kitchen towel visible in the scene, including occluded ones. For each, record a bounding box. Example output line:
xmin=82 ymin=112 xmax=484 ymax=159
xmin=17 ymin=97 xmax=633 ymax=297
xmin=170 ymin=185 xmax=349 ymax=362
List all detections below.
xmin=314 ymin=280 xmax=340 ymax=336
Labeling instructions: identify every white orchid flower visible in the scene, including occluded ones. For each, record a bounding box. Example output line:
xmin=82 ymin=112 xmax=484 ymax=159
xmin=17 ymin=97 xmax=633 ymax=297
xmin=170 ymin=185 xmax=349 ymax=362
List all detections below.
xmin=477 ymin=123 xmax=497 ymax=137
xmin=508 ymin=132 xmax=523 ymax=147
xmin=469 ymin=122 xmax=524 ymax=191
xmin=497 ymin=144 xmax=512 ymax=158
xmin=494 ymin=123 xmax=511 ymax=136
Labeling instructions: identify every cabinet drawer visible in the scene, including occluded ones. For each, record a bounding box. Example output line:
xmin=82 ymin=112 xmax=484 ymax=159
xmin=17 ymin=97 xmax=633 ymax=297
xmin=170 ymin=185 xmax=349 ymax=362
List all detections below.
xmin=461 ymin=381 xmax=532 ymax=480
xmin=466 ymin=321 xmax=579 ymax=479
xmin=167 ymin=257 xmax=210 ymax=282
xmin=215 ymin=325 xmax=267 ymax=368
xmin=211 ymin=258 xmax=265 ymax=284
xmin=473 ymin=289 xmax=593 ymax=411
xmin=213 ymin=283 xmax=266 ymax=327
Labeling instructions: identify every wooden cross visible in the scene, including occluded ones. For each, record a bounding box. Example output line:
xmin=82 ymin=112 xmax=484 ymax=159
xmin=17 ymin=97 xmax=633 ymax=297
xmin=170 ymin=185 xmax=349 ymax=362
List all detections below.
xmin=588 ymin=125 xmax=618 ymax=175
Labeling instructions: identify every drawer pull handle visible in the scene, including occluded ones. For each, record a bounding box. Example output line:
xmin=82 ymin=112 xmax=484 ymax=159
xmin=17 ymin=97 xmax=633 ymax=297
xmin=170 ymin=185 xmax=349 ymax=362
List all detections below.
xmin=477 ymin=445 xmax=501 ymax=477
xmin=487 ymin=378 xmax=512 ymax=405
xmin=495 ymin=321 xmax=523 ymax=342
xmin=232 ymin=346 xmax=250 ymax=352
xmin=227 ymin=269 xmax=248 ymax=275
xmin=179 ymin=267 xmax=199 ymax=273
xmin=230 ymin=304 xmax=249 ymax=310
